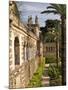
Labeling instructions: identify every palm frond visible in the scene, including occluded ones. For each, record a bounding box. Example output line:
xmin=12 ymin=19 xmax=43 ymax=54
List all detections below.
xmin=41 ymin=10 xmax=58 ymax=14
xmin=60 ymin=5 xmax=66 ymax=17
xmin=41 ymin=4 xmax=66 ymax=18
xmin=51 ymin=4 xmax=66 ymax=16
xmin=47 ymin=6 xmax=55 ymax=9
xmin=49 ymin=4 xmax=62 ymax=14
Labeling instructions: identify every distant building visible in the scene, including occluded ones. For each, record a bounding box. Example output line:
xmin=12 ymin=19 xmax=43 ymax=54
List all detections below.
xmin=43 ymin=42 xmax=56 ymax=58
xmin=40 ymin=24 xmax=57 ymax=58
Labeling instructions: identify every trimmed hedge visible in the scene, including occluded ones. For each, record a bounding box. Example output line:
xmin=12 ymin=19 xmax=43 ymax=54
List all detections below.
xmin=45 ymin=55 xmax=61 ymax=64
xmin=45 ymin=55 xmax=56 ymax=64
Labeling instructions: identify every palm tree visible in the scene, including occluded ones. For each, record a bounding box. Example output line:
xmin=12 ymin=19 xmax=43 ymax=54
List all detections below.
xmin=41 ymin=4 xmax=66 ymax=85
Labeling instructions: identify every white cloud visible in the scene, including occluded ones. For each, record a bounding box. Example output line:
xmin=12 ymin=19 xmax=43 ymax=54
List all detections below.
xmin=17 ymin=2 xmax=60 ymax=27
xmin=17 ymin=2 xmax=49 ymax=12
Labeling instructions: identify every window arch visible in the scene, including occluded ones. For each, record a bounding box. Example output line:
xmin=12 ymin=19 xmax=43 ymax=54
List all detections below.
xmin=14 ymin=37 xmax=20 ymax=65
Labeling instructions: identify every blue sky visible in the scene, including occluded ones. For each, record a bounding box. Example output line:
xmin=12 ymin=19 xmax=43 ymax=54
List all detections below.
xmin=17 ymin=1 xmax=60 ymax=27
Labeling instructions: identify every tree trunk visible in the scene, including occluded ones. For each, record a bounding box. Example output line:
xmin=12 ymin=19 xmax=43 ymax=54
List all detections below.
xmin=56 ymin=39 xmax=59 ymax=67
xmin=61 ymin=16 xmax=66 ymax=85
xmin=56 ymin=39 xmax=58 ymax=67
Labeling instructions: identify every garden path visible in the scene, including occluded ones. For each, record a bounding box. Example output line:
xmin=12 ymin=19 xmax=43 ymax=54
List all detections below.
xmin=41 ymin=64 xmax=50 ymax=86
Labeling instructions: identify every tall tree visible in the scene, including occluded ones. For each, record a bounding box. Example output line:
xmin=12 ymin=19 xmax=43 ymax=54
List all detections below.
xmin=41 ymin=4 xmax=66 ymax=85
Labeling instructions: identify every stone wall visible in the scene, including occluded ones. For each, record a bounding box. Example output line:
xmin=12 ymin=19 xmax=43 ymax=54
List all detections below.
xmin=9 ymin=16 xmax=40 ymax=88
xmin=9 ymin=1 xmax=43 ymax=88
xmin=9 ymin=57 xmax=39 ymax=88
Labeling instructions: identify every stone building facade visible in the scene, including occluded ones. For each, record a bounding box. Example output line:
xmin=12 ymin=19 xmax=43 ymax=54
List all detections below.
xmin=43 ymin=42 xmax=56 ymax=57
xmin=9 ymin=1 xmax=43 ymax=88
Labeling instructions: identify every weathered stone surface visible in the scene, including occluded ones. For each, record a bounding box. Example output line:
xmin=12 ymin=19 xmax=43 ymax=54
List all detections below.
xmin=9 ymin=1 xmax=43 ymax=88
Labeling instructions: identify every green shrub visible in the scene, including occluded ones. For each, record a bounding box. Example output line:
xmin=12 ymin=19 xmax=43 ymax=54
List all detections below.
xmin=48 ymin=64 xmax=62 ymax=86
xmin=28 ymin=58 xmax=45 ymax=87
xmin=48 ymin=65 xmax=60 ymax=79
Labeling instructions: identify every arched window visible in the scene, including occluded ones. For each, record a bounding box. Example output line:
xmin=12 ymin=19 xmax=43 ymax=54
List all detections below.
xmin=14 ymin=37 xmax=20 ymax=65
